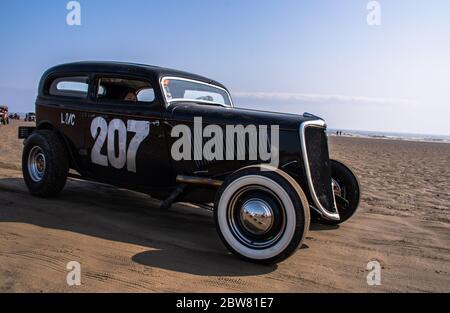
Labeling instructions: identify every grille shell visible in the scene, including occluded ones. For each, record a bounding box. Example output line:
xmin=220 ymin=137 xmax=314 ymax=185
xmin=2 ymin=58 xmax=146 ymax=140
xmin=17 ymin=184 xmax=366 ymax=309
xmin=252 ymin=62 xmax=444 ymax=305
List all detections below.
xmin=299 ymin=120 xmax=339 ymax=220
xmin=304 ymin=127 xmax=334 ymax=211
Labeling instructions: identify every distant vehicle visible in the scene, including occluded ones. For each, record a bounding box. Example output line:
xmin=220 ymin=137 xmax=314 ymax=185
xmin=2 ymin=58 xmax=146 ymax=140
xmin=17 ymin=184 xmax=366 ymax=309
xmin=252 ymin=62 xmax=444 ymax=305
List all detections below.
xmin=9 ymin=113 xmax=20 ymax=120
xmin=0 ymin=106 xmax=9 ymax=125
xmin=25 ymin=112 xmax=36 ymax=122
xmin=18 ymin=62 xmax=360 ymax=264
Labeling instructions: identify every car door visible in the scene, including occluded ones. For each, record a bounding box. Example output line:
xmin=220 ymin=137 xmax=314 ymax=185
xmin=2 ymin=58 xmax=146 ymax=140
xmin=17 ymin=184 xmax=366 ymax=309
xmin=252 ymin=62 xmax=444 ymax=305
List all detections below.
xmin=36 ymin=73 xmax=93 ymax=171
xmin=83 ymin=74 xmax=174 ymax=190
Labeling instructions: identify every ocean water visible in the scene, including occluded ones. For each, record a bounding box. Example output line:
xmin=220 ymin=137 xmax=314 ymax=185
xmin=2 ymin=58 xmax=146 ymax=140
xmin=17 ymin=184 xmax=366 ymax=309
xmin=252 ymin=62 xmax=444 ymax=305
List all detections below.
xmin=328 ymin=129 xmax=450 ymax=144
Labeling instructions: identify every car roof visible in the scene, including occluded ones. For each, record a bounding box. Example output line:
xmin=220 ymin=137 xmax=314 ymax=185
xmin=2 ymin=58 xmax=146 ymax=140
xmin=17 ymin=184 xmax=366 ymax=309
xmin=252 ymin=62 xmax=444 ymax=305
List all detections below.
xmin=43 ymin=61 xmax=228 ymax=90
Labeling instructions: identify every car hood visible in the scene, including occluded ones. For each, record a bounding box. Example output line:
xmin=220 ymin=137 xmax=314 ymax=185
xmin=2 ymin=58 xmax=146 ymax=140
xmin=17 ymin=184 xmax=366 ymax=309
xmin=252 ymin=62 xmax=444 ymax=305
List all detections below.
xmin=169 ymin=103 xmax=323 ymax=131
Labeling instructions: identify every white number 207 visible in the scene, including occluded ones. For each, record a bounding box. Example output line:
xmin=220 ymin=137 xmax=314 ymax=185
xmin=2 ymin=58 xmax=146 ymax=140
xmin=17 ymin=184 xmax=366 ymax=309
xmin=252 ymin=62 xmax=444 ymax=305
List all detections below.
xmin=90 ymin=117 xmax=150 ymax=173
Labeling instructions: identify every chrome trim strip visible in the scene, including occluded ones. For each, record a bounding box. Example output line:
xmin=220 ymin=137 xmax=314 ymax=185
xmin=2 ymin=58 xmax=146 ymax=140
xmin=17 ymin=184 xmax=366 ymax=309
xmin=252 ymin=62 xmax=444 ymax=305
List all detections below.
xmin=160 ymin=76 xmax=234 ymax=108
xmin=300 ymin=120 xmax=340 ymax=221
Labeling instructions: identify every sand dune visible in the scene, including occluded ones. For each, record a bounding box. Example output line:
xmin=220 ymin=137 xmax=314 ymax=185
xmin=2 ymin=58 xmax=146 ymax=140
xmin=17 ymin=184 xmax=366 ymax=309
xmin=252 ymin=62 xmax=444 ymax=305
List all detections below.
xmin=0 ymin=120 xmax=449 ymax=292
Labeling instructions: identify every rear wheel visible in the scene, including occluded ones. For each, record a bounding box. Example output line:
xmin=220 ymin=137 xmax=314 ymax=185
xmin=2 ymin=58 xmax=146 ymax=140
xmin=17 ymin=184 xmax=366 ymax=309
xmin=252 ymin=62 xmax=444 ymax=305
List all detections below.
xmin=214 ymin=166 xmax=310 ymax=264
xmin=22 ymin=130 xmax=69 ymax=197
xmin=322 ymin=160 xmax=360 ymax=225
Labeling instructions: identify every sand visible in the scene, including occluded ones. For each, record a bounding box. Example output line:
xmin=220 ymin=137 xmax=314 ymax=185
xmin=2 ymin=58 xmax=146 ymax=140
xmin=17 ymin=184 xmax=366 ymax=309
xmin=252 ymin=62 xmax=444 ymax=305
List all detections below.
xmin=0 ymin=120 xmax=449 ymax=292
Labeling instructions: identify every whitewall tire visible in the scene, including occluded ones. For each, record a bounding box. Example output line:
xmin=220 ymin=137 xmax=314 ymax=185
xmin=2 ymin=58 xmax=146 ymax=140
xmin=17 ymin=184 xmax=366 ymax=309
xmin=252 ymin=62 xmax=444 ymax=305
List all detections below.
xmin=214 ymin=166 xmax=310 ymax=264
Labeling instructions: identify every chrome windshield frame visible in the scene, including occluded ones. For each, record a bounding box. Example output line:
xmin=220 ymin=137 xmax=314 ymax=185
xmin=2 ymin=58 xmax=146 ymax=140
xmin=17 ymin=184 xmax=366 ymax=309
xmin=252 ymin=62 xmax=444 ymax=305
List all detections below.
xmin=159 ymin=76 xmax=234 ymax=108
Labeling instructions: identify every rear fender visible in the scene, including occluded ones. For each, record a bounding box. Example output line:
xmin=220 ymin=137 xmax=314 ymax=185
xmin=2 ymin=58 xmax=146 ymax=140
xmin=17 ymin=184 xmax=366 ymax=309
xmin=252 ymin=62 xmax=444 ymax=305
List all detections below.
xmin=35 ymin=121 xmax=82 ymax=173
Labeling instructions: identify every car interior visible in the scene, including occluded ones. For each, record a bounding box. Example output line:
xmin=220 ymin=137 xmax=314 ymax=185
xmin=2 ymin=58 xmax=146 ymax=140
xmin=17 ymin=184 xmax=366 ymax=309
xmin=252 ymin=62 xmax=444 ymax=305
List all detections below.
xmin=97 ymin=77 xmax=155 ymax=103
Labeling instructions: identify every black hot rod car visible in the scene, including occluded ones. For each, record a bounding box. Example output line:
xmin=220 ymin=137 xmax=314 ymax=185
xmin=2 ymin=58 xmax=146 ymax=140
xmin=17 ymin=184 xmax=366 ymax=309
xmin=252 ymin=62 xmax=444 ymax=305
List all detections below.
xmin=19 ymin=62 xmax=360 ymax=264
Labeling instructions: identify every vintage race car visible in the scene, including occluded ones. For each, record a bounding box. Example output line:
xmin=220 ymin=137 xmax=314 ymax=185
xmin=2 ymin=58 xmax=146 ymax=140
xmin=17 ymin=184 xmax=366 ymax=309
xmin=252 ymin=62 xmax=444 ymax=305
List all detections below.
xmin=19 ymin=62 xmax=360 ymax=264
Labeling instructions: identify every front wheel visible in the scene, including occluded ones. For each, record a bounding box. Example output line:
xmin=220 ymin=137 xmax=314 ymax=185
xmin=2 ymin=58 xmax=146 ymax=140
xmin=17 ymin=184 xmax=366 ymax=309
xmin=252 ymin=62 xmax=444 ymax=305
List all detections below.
xmin=214 ymin=166 xmax=310 ymax=264
xmin=22 ymin=130 xmax=69 ymax=197
xmin=322 ymin=160 xmax=360 ymax=225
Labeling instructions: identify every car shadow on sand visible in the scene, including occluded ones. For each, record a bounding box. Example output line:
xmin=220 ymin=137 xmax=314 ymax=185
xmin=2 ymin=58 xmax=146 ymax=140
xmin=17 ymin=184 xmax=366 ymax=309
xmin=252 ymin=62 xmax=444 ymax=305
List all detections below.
xmin=309 ymin=223 xmax=339 ymax=231
xmin=0 ymin=177 xmax=280 ymax=276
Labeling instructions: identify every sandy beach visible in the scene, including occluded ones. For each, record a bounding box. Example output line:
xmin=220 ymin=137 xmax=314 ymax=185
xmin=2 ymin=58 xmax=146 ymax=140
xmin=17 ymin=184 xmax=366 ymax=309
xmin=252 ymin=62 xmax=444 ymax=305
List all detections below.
xmin=0 ymin=120 xmax=449 ymax=292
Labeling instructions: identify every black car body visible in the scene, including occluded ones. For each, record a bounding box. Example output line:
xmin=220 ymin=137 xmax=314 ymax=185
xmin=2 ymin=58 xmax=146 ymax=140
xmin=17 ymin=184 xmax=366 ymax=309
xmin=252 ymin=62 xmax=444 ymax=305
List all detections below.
xmin=19 ymin=62 xmax=360 ymax=263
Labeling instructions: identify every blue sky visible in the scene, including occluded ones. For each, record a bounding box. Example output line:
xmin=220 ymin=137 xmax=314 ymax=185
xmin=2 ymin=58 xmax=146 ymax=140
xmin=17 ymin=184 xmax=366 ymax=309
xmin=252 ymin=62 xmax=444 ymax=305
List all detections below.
xmin=0 ymin=0 xmax=449 ymax=135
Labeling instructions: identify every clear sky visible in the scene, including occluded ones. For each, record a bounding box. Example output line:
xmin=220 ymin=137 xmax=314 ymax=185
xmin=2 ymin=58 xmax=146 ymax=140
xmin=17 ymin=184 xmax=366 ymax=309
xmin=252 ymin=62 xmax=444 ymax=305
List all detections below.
xmin=1 ymin=0 xmax=449 ymax=135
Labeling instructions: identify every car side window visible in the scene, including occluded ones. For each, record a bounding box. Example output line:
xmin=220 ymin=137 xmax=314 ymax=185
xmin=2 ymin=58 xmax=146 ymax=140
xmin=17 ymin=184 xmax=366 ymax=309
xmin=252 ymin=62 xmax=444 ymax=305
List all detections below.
xmin=136 ymin=88 xmax=155 ymax=102
xmin=96 ymin=77 xmax=155 ymax=104
xmin=49 ymin=76 xmax=89 ymax=98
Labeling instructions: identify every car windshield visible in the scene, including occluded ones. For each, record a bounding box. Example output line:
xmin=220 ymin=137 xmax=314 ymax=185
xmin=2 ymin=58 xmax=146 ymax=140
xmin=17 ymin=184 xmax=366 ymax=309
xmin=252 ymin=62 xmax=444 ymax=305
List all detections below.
xmin=161 ymin=77 xmax=232 ymax=107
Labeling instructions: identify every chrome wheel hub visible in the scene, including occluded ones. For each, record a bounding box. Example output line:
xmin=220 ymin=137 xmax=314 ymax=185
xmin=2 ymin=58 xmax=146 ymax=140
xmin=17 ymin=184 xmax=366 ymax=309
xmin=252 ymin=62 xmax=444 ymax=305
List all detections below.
xmin=28 ymin=146 xmax=46 ymax=182
xmin=240 ymin=199 xmax=274 ymax=235
xmin=227 ymin=186 xmax=286 ymax=249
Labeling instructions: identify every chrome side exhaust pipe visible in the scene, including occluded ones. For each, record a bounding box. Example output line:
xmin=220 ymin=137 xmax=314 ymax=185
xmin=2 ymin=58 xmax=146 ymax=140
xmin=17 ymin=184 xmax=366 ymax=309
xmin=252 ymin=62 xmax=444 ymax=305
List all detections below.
xmin=176 ymin=175 xmax=223 ymax=187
